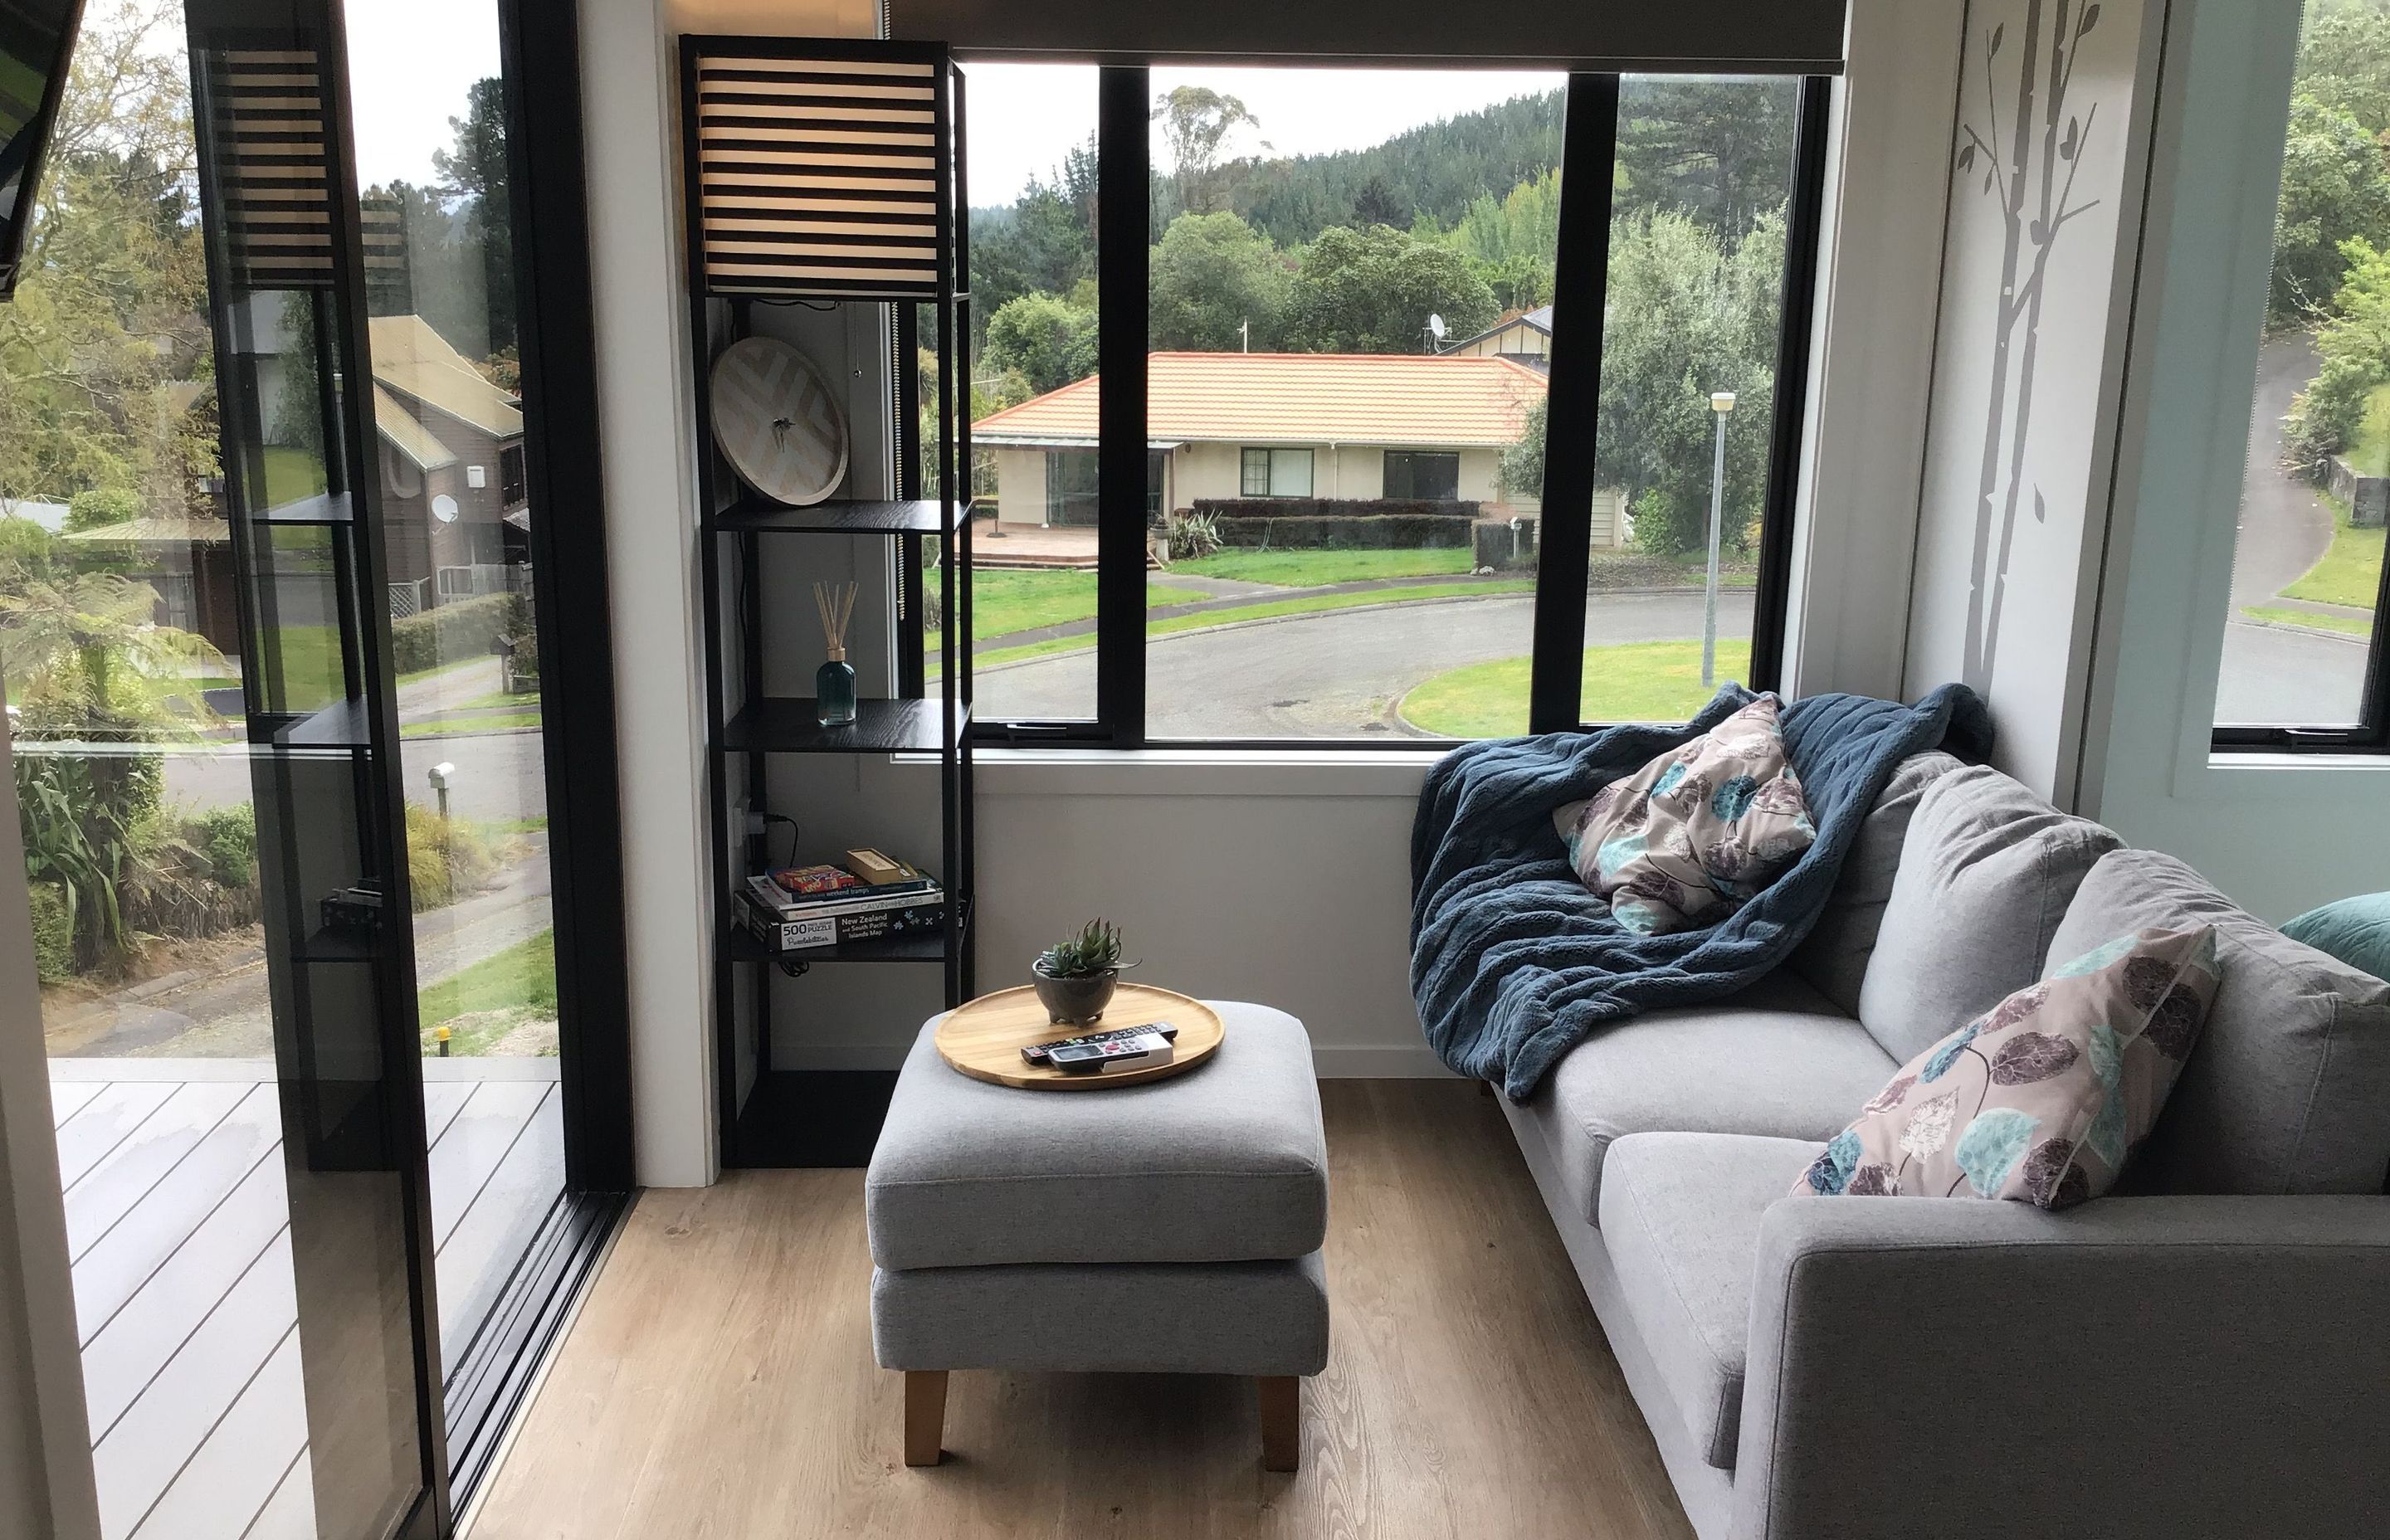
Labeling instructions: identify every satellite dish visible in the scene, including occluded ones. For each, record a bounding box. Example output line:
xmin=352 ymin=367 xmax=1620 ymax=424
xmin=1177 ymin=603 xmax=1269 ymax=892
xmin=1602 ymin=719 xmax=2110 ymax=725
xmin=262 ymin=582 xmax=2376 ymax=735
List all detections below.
xmin=432 ymin=494 xmax=460 ymax=524
xmin=1428 ymin=313 xmax=1446 ymax=339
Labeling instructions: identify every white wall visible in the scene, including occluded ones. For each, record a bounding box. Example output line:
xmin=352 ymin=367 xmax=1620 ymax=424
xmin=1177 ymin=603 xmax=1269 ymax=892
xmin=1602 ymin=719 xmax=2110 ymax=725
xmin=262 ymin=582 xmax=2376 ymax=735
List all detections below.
xmin=1780 ymin=0 xmax=1966 ymax=700
xmin=1903 ymin=0 xmax=2167 ymax=802
xmin=759 ymin=754 xmax=1440 ymax=1075
xmin=581 ymin=0 xmax=721 ymax=1187
xmin=2077 ymin=0 xmax=2390 ymax=921
xmin=0 ymin=726 xmax=102 ymax=1540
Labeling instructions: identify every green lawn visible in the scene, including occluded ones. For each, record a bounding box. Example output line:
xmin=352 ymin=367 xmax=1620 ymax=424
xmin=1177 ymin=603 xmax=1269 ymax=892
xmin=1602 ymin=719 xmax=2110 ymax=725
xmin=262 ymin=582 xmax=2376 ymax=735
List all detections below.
xmin=2241 ymin=604 xmax=2377 ymax=637
xmin=1401 ymin=638 xmax=1757 ymax=739
xmin=418 ymin=929 xmax=557 ymax=1055
xmin=261 ymin=446 xmax=328 ymax=510
xmin=403 ymin=709 xmax=541 ymax=738
xmin=1170 ymin=548 xmax=1475 ymax=586
xmin=2284 ymin=495 xmax=2387 ymax=611
xmin=2345 ymin=385 xmax=2390 ymax=478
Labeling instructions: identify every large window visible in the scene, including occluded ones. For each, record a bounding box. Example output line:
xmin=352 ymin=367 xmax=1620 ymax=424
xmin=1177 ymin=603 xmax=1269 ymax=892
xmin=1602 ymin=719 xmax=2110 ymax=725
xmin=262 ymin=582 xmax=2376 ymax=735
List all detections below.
xmin=1384 ymin=450 xmax=1461 ymax=500
xmin=956 ymin=61 xmax=1827 ymax=745
xmin=2212 ymin=0 xmax=2390 ymax=750
xmin=1241 ymin=446 xmax=1315 ymax=497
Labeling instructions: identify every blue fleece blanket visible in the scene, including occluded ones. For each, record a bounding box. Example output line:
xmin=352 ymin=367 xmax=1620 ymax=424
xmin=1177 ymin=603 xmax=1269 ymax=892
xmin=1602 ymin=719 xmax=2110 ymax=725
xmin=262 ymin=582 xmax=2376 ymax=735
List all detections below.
xmin=1410 ymin=685 xmax=1992 ymax=1100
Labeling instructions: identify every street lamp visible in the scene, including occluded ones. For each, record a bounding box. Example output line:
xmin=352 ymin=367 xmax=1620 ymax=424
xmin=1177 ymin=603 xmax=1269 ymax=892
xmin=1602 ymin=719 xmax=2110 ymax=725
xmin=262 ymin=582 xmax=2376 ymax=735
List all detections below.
xmin=1702 ymin=391 xmax=1738 ymax=690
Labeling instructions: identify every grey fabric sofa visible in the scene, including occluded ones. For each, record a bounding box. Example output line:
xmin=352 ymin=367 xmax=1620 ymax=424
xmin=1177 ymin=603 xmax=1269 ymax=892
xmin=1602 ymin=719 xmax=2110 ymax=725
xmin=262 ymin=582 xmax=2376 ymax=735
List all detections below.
xmin=1500 ymin=754 xmax=2390 ymax=1540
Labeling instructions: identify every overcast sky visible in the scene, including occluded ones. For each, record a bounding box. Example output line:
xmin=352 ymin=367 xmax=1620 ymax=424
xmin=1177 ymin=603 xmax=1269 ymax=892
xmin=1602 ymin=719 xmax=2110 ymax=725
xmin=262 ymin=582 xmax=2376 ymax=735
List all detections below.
xmin=343 ymin=0 xmax=503 ymax=189
xmin=963 ymin=62 xmax=1563 ymax=206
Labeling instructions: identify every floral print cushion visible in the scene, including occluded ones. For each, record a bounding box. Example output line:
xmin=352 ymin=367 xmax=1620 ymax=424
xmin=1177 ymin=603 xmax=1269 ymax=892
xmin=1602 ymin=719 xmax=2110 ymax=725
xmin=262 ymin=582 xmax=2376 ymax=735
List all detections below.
xmin=1795 ymin=924 xmax=2222 ymax=1209
xmin=1550 ymin=694 xmax=1817 ymax=936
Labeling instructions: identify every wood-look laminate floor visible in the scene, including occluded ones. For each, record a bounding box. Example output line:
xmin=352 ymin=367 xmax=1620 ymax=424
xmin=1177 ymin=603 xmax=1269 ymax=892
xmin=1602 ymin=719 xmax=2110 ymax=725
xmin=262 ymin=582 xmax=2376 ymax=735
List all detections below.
xmin=468 ymin=1080 xmax=1696 ymax=1540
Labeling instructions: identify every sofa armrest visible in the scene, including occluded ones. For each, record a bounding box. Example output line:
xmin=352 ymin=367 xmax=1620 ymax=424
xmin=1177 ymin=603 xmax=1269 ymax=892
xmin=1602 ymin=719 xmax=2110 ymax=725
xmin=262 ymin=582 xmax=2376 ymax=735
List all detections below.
xmin=1731 ymin=1196 xmax=2390 ymax=1540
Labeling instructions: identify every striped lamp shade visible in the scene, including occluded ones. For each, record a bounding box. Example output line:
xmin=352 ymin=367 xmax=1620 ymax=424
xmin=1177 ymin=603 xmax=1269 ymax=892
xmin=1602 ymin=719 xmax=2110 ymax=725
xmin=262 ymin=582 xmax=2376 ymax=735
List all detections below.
xmin=198 ymin=47 xmax=339 ymax=291
xmin=686 ymin=42 xmax=954 ymax=300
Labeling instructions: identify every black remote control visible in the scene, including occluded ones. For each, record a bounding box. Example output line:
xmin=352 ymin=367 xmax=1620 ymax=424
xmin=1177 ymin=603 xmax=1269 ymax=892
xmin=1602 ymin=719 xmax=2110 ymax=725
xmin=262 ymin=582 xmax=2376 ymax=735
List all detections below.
xmin=1022 ymin=1021 xmax=1179 ymax=1065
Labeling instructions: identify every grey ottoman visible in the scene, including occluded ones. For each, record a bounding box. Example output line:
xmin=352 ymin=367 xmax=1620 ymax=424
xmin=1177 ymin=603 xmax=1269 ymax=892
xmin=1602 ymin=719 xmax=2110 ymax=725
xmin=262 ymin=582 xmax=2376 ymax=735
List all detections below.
xmin=866 ymin=1000 xmax=1330 ymax=1469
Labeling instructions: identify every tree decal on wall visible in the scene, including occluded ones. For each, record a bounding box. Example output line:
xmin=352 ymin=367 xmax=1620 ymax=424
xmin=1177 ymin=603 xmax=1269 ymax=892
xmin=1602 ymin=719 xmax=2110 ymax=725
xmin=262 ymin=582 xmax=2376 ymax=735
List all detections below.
xmin=1953 ymin=0 xmax=2106 ymax=690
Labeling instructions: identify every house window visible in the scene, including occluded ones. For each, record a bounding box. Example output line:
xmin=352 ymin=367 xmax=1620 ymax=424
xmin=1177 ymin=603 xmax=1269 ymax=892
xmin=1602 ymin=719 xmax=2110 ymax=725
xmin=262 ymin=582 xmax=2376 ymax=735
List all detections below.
xmin=2211 ymin=7 xmax=2390 ymax=752
xmin=957 ymin=61 xmax=1829 ymax=746
xmin=1044 ymin=448 xmax=1102 ymax=525
xmin=1241 ymin=447 xmax=1312 ymax=498
xmin=1383 ymin=450 xmax=1461 ymax=501
xmin=500 ymin=442 xmax=526 ymax=504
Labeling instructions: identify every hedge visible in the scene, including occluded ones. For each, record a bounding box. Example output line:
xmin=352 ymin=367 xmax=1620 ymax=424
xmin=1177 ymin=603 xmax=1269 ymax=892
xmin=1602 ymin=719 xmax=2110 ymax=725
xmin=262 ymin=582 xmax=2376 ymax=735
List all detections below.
xmin=1197 ymin=496 xmax=1483 ymax=522
xmin=392 ymin=592 xmax=522 ymax=675
xmin=1206 ymin=514 xmax=1476 ymax=550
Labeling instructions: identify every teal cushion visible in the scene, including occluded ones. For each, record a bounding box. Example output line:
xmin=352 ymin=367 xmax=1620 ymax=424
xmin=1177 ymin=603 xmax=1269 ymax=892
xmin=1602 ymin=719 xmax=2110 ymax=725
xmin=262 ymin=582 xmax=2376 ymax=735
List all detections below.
xmin=2283 ymin=893 xmax=2390 ymax=983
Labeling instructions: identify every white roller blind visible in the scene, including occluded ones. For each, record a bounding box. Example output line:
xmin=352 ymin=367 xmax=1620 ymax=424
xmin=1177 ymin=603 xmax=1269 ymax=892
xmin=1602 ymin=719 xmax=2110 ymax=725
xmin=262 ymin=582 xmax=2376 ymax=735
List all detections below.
xmin=885 ymin=1 xmax=1846 ymax=73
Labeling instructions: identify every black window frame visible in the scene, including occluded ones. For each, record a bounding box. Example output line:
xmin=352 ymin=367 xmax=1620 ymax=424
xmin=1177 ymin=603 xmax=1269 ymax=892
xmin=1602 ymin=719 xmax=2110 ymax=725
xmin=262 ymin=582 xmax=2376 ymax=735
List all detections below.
xmin=2211 ymin=539 xmax=2390 ymax=756
xmin=962 ymin=63 xmax=1835 ymax=751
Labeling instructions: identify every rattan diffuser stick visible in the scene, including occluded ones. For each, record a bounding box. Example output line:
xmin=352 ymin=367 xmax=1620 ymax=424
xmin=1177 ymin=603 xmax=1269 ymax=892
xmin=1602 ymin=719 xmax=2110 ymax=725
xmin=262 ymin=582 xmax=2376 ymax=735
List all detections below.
xmin=814 ymin=580 xmax=857 ymax=662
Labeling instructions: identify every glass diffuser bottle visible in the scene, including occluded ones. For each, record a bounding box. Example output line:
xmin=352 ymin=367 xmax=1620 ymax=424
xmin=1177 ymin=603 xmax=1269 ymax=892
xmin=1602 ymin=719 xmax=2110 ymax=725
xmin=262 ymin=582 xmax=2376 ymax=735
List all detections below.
xmin=814 ymin=580 xmax=858 ymax=727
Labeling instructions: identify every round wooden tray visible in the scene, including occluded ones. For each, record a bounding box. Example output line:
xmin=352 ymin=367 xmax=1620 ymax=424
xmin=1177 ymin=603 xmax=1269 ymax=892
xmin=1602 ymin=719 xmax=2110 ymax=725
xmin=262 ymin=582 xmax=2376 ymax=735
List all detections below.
xmin=935 ymin=983 xmax=1224 ymax=1090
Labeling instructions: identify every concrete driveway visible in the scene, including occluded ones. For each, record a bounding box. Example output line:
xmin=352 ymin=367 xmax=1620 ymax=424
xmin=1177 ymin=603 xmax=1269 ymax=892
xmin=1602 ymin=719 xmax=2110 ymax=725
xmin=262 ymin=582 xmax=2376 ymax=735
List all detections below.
xmin=2233 ymin=333 xmax=2339 ymax=604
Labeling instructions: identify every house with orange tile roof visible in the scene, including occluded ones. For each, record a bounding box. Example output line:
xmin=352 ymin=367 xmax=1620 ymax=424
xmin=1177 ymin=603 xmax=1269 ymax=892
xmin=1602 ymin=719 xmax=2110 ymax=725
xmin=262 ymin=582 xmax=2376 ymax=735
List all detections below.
xmin=971 ymin=352 xmax=1628 ymax=547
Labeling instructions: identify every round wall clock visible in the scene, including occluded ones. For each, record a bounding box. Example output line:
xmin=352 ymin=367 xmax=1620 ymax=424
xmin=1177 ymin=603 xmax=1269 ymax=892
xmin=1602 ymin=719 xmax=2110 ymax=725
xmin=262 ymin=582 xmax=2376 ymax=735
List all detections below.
xmin=709 ymin=335 xmax=850 ymax=506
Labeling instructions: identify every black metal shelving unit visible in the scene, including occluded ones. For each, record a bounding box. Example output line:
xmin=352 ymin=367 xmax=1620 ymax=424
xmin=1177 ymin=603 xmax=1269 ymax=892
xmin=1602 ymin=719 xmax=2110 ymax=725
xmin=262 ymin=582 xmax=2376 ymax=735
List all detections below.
xmin=680 ymin=36 xmax=974 ymax=1168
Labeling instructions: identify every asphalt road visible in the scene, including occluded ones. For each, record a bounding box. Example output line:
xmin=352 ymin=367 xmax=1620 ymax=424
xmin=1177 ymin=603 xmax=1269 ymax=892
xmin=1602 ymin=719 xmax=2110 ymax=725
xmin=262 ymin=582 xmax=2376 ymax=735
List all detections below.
xmin=161 ymin=730 xmax=550 ymax=823
xmin=978 ymin=588 xmax=1757 ymax=738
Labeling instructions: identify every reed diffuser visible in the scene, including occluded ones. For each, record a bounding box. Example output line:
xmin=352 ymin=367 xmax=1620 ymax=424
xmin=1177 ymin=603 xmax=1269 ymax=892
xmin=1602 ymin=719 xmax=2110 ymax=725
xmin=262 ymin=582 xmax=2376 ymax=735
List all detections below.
xmin=813 ymin=580 xmax=858 ymax=727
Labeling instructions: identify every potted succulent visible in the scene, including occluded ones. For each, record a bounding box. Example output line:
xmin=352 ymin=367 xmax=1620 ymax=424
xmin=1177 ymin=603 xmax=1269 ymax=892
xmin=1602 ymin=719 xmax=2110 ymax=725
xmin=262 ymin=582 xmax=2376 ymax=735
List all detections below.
xmin=1032 ymin=918 xmax=1135 ymax=1025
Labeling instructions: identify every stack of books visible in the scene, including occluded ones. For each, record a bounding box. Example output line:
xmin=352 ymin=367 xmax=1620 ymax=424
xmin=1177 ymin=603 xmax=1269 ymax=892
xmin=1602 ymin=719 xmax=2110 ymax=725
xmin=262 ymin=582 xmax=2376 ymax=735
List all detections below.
xmin=739 ymin=851 xmax=944 ymax=953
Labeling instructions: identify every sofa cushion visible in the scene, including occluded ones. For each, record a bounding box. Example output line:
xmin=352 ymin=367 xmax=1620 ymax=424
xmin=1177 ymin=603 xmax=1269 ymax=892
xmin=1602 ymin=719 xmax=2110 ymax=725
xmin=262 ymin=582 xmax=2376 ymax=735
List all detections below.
xmin=1795 ymin=925 xmax=2223 ymax=1207
xmin=1553 ymin=693 xmax=1816 ymax=936
xmin=1856 ymin=765 xmax=2121 ymax=1064
xmin=1598 ymin=1131 xmax=1821 ymax=1470
xmin=866 ymin=1001 xmax=1328 ymax=1270
xmin=1788 ymin=750 xmax=1967 ymax=1014
xmin=2282 ymin=891 xmax=2390 ymax=983
xmin=2048 ymin=850 xmax=2390 ymax=1195
xmin=1514 ymin=972 xmax=1897 ymax=1226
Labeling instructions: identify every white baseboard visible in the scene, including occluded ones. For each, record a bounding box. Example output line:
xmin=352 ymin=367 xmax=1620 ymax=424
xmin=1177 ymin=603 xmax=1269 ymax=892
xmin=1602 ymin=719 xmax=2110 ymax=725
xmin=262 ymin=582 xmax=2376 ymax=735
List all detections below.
xmin=772 ymin=1042 xmax=1459 ymax=1078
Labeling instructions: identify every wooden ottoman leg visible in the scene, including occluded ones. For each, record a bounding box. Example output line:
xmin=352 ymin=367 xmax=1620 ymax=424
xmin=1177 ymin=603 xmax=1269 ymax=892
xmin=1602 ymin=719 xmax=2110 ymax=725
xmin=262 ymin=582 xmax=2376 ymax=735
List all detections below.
xmin=1259 ymin=1375 xmax=1300 ymax=1472
xmin=905 ymin=1370 xmax=948 ymax=1467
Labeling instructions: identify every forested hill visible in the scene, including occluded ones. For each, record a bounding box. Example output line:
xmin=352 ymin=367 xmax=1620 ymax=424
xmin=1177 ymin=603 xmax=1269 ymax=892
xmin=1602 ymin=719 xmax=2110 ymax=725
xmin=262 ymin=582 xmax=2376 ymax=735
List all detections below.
xmin=1208 ymin=90 xmax=1565 ymax=246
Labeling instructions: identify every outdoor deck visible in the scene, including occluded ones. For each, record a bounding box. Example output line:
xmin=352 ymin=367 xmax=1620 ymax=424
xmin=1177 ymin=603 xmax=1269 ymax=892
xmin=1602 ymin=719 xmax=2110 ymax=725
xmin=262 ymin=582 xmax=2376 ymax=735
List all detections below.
xmin=50 ymin=1055 xmax=563 ymax=1540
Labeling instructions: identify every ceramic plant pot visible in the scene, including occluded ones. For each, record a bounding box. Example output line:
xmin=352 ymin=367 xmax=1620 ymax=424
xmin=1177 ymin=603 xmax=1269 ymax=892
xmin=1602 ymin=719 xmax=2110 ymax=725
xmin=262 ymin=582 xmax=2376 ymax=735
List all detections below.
xmin=1032 ymin=962 xmax=1118 ymax=1026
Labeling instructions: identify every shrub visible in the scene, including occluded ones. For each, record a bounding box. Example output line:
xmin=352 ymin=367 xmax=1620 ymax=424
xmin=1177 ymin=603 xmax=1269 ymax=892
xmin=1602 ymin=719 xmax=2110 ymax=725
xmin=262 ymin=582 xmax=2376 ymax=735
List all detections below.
xmin=63 ymin=488 xmax=139 ymax=532
xmin=27 ymin=883 xmax=73 ymax=983
xmin=1210 ymin=514 xmax=1475 ymax=551
xmin=390 ymin=592 xmax=516 ymax=675
xmin=406 ymin=803 xmax=496 ymax=912
xmin=187 ymin=805 xmax=257 ymax=888
xmin=12 ymin=737 xmax=163 ymax=972
xmin=1163 ymin=509 xmax=1222 ymax=561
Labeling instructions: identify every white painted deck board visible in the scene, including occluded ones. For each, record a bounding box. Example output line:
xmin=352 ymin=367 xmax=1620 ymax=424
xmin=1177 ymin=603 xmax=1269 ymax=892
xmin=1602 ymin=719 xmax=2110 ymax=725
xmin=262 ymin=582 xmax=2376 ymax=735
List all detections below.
xmin=65 ymin=1081 xmax=256 ymax=1260
xmin=56 ymin=1083 xmax=178 ymax=1189
xmin=51 ymin=1078 xmax=105 ymax=1125
xmin=56 ymin=1060 xmax=558 ymax=1538
xmin=436 ymin=1084 xmax=564 ymax=1371
xmin=128 ymin=1329 xmax=308 ymax=1540
xmin=92 ymin=1240 xmax=295 ymax=1540
xmin=238 ymin=1453 xmax=314 ymax=1540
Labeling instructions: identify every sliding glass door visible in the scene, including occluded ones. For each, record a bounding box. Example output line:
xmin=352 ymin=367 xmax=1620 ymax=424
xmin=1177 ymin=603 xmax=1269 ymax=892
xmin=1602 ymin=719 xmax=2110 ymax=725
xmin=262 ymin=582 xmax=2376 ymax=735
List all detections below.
xmin=2 ymin=0 xmax=622 ymax=1533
